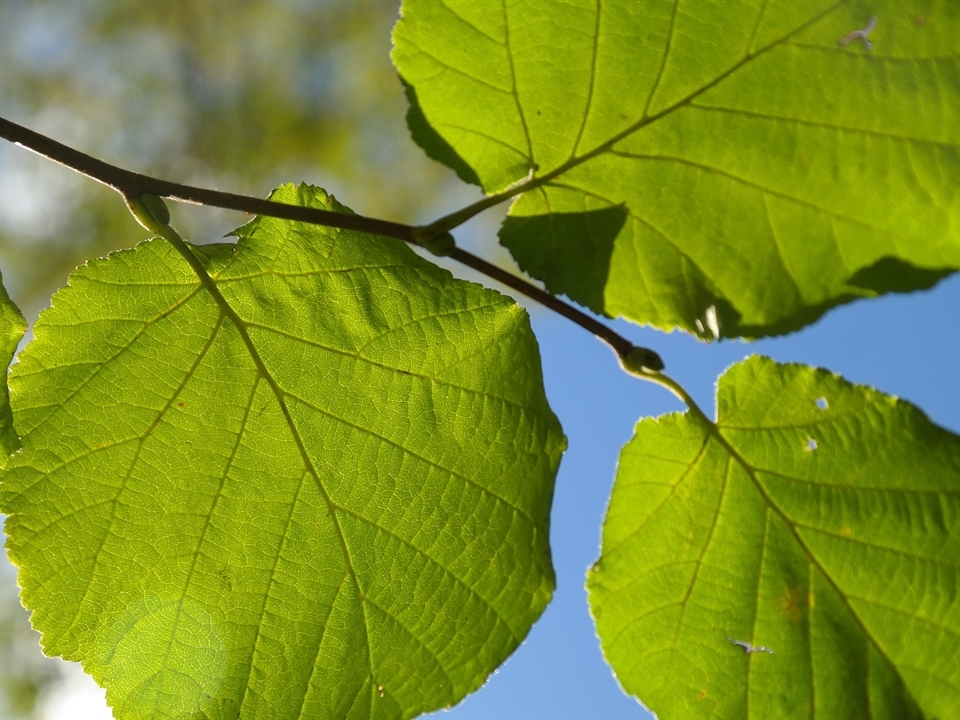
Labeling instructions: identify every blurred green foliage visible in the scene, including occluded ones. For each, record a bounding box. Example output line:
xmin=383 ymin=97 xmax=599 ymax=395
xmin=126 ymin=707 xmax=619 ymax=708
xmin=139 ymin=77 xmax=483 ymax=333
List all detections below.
xmin=0 ymin=0 xmax=456 ymax=317
xmin=0 ymin=558 xmax=59 ymax=718
xmin=0 ymin=1 xmax=464 ymax=715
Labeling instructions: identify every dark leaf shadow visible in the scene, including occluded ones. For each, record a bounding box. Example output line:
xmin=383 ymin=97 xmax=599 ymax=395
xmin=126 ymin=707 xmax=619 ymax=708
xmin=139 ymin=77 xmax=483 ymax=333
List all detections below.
xmin=500 ymin=205 xmax=628 ymax=315
xmin=400 ymin=77 xmax=480 ymax=187
xmin=847 ymin=257 xmax=955 ymax=295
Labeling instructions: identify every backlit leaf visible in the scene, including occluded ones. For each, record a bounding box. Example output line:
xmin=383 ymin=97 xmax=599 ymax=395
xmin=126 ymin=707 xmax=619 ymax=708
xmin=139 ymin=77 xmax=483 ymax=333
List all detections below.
xmin=588 ymin=356 xmax=960 ymax=718
xmin=1 ymin=184 xmax=564 ymax=719
xmin=393 ymin=0 xmax=960 ymax=338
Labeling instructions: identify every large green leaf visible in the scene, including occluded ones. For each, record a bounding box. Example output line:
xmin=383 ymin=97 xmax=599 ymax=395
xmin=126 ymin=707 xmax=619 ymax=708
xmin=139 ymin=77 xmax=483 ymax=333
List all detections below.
xmin=393 ymin=0 xmax=960 ymax=338
xmin=587 ymin=356 xmax=960 ymax=718
xmin=0 ymin=185 xmax=564 ymax=719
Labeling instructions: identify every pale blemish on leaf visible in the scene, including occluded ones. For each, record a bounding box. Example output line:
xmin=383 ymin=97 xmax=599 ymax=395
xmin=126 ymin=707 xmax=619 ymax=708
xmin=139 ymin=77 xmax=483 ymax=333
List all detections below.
xmin=838 ymin=15 xmax=878 ymax=51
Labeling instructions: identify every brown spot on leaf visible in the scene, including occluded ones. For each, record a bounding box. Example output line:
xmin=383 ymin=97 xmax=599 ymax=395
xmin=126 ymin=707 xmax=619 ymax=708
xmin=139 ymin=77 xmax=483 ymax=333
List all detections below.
xmin=840 ymin=526 xmax=852 ymax=537
xmin=781 ymin=586 xmax=806 ymax=622
xmin=697 ymin=689 xmax=707 ymax=701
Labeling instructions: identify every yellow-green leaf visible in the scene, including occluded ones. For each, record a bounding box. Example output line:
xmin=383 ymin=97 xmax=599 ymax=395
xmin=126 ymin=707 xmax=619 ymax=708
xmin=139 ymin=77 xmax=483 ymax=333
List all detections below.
xmin=1 ymin=184 xmax=564 ymax=719
xmin=588 ymin=356 xmax=960 ymax=718
xmin=393 ymin=0 xmax=960 ymax=338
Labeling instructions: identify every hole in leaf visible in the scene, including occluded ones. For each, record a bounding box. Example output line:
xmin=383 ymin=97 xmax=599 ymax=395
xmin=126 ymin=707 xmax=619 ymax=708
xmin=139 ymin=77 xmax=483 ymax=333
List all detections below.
xmin=816 ymin=397 xmax=828 ymax=409
xmin=695 ymin=305 xmax=721 ymax=340
xmin=806 ymin=438 xmax=818 ymax=451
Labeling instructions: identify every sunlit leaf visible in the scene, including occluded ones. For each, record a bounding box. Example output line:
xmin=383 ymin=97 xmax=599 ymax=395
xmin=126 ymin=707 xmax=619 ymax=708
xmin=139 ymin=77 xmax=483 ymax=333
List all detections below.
xmin=393 ymin=0 xmax=960 ymax=338
xmin=588 ymin=356 xmax=960 ymax=718
xmin=1 ymin=185 xmax=564 ymax=719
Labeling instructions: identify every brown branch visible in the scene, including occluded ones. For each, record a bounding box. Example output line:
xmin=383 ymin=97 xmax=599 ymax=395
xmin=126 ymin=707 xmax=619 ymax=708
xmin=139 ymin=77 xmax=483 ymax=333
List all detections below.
xmin=0 ymin=116 xmax=413 ymax=241
xmin=0 ymin=114 xmax=663 ymax=371
xmin=450 ymin=249 xmax=632 ymax=357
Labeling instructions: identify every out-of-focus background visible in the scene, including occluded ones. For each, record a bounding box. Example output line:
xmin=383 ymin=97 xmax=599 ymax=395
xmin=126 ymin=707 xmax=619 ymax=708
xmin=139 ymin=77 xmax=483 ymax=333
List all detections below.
xmin=0 ymin=2 xmax=957 ymax=719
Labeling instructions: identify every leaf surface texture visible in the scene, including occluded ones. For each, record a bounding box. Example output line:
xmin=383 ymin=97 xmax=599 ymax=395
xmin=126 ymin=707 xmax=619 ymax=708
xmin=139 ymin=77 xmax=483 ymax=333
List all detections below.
xmin=1 ymin=185 xmax=564 ymax=719
xmin=588 ymin=356 xmax=960 ymax=718
xmin=393 ymin=0 xmax=960 ymax=338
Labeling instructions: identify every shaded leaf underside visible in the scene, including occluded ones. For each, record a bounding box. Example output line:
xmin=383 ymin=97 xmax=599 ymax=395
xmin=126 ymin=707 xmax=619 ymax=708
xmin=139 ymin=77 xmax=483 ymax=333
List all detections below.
xmin=588 ymin=356 xmax=960 ymax=719
xmin=1 ymin=185 xmax=564 ymax=719
xmin=393 ymin=0 xmax=960 ymax=338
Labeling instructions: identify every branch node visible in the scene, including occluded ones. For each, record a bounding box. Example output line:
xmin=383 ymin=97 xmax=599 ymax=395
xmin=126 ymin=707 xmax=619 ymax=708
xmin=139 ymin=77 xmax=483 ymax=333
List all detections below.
xmin=124 ymin=192 xmax=171 ymax=234
xmin=414 ymin=229 xmax=456 ymax=257
xmin=620 ymin=345 xmax=665 ymax=375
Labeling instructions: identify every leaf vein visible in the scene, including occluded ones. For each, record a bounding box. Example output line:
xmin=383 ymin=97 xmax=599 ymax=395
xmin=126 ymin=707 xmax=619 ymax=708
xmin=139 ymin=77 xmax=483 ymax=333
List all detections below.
xmin=794 ymin=524 xmax=960 ymax=569
xmin=282 ymin=389 xmax=537 ymax=527
xmin=404 ymin=38 xmax=514 ymax=96
xmin=641 ymin=0 xmax=679 ymax=119
xmin=609 ymin=151 xmax=907 ymax=238
xmin=603 ymin=434 xmax=711 ymax=557
xmin=658 ymin=449 xmax=733 ymax=694
xmin=501 ymin=0 xmax=535 ymax=166
xmin=289 ymin=573 xmax=350 ymax=720
xmin=245 ymin=321 xmax=550 ymax=423
xmin=16 ymin=285 xmax=205 ymax=431
xmin=338 ymin=504 xmax=521 ymax=645
xmin=570 ymin=0 xmax=602 ymax=158
xmin=744 ymin=0 xmax=770 ymax=56
xmin=687 ymin=102 xmax=960 ymax=149
xmin=361 ymin=593 xmax=457 ymax=700
xmin=151 ymin=373 xmax=261 ymax=717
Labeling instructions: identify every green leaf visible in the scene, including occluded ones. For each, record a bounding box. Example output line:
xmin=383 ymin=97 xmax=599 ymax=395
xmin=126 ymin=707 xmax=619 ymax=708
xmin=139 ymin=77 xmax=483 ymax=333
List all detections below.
xmin=393 ymin=0 xmax=960 ymax=338
xmin=400 ymin=78 xmax=480 ymax=188
xmin=0 ymin=270 xmax=26 ymax=458
xmin=0 ymin=184 xmax=564 ymax=719
xmin=587 ymin=356 xmax=960 ymax=718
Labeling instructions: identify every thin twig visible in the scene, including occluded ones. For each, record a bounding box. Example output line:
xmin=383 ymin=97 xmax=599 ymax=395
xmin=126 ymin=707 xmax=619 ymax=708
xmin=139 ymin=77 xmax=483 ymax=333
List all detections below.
xmin=0 ymin=114 xmax=663 ymax=371
xmin=0 ymin=116 xmax=412 ymax=241
xmin=449 ymin=248 xmax=634 ymax=357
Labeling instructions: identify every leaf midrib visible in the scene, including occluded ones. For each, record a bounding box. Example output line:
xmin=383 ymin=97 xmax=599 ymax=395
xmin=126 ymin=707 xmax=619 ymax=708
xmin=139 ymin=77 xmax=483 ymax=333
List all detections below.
xmin=698 ymin=412 xmax=924 ymax=715
xmin=160 ymin=232 xmax=542 ymax=713
xmin=474 ymin=1 xmax=844 ymax=209
xmin=160 ymin=232 xmax=381 ymax=705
